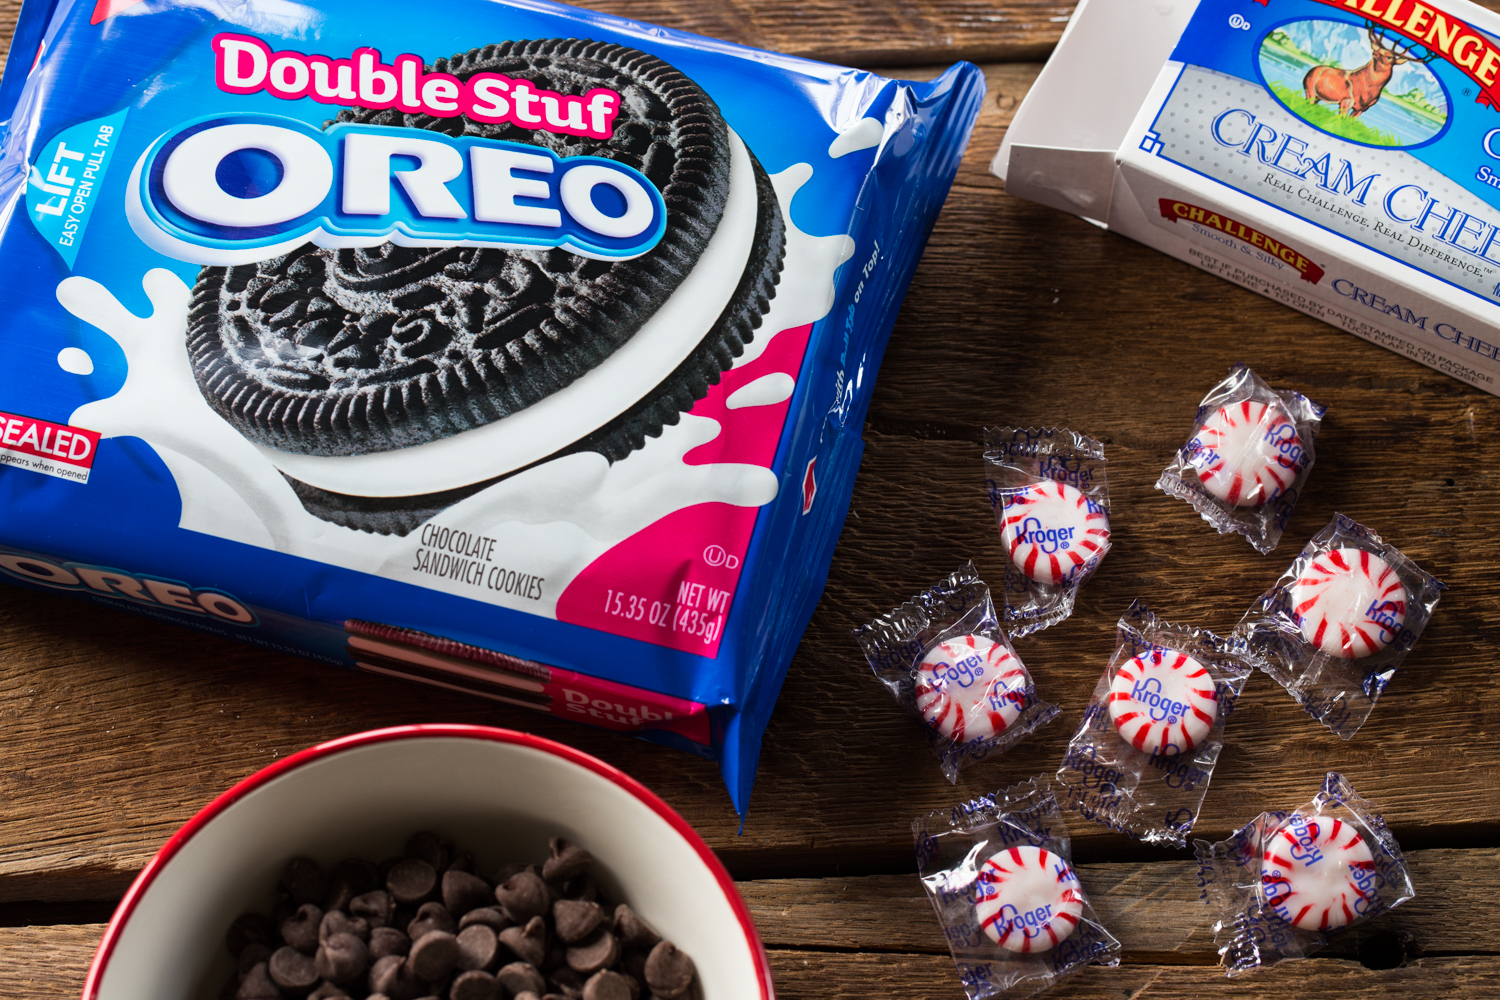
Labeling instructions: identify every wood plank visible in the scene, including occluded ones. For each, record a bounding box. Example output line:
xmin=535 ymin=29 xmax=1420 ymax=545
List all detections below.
xmin=765 ymin=952 xmax=1500 ymax=998
xmin=11 ymin=0 xmax=1488 ymax=72
xmin=739 ymin=848 xmax=1500 ymax=961
xmin=4 ymin=924 xmax=1496 ymax=1000
xmin=0 ymin=924 xmax=102 ymax=1000
xmin=0 ymin=0 xmax=1061 ymax=70
xmin=0 ymin=50 xmax=1495 ymax=894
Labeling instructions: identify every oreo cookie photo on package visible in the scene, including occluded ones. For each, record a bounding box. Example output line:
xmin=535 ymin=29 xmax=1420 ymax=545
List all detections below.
xmin=0 ymin=0 xmax=984 ymax=811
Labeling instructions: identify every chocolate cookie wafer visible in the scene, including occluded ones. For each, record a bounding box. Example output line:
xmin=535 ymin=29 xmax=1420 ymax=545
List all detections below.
xmin=188 ymin=39 xmax=786 ymax=535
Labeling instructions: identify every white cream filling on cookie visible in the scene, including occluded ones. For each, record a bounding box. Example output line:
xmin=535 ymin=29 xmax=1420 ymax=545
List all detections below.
xmin=260 ymin=130 xmax=759 ymax=497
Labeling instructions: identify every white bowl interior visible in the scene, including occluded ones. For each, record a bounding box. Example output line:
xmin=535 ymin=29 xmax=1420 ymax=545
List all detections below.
xmin=96 ymin=735 xmax=761 ymax=1000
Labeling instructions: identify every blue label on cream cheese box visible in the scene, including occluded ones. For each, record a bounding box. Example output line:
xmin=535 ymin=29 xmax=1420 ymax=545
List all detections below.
xmin=1146 ymin=0 xmax=1500 ymax=306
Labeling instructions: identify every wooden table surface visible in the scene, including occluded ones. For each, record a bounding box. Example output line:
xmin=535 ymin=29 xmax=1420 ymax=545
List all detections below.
xmin=3 ymin=1 xmax=1499 ymax=997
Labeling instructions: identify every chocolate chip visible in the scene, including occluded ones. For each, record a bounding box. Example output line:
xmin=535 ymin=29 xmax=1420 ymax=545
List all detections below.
xmin=541 ymin=839 xmax=592 ymax=884
xmin=442 ymin=870 xmax=493 ymax=916
xmin=281 ymin=904 xmax=323 ymax=954
xmin=404 ymin=832 xmax=450 ymax=872
xmin=510 ymin=993 xmax=541 ymax=1000
xmin=582 ymin=970 xmax=632 ymax=1000
xmin=496 ymin=962 xmax=546 ymax=996
xmin=408 ymin=930 xmax=460 ymax=982
xmin=559 ymin=877 xmax=597 ymax=903
xmin=281 ymin=859 xmax=330 ymax=906
xmin=459 ymin=907 xmax=509 ymax=931
xmin=643 ymin=941 xmax=695 ymax=999
xmin=456 ymin=924 xmax=499 ymax=972
xmin=449 ymin=970 xmax=501 ymax=1000
xmin=548 ymin=966 xmax=585 ymax=998
xmin=316 ymin=932 xmax=369 ymax=984
xmin=407 ymin=902 xmax=456 ymax=941
xmin=490 ymin=863 xmax=527 ymax=885
xmin=565 ymin=930 xmax=618 ymax=977
xmin=612 ymin=906 xmax=660 ymax=950
xmin=495 ymin=871 xmax=549 ymax=923
xmin=228 ymin=913 xmax=275 ymax=956
xmin=236 ymin=962 xmax=282 ymax=999
xmin=320 ymin=910 xmax=369 ymax=943
xmin=552 ymin=900 xmax=604 ymax=944
xmin=324 ymin=858 xmax=379 ymax=912
xmin=238 ymin=944 xmax=274 ymax=983
xmin=499 ymin=915 xmax=548 ymax=967
xmin=387 ymin=859 xmax=439 ymax=905
xmin=307 ymin=983 xmax=349 ymax=999
xmin=350 ymin=890 xmax=394 ymax=928
xmin=271 ymin=894 xmax=296 ymax=929
xmin=369 ymin=927 xmax=411 ymax=961
xmin=378 ymin=856 xmax=404 ymax=882
xmin=369 ymin=954 xmax=425 ymax=1000
xmin=269 ymin=945 xmax=320 ymax=993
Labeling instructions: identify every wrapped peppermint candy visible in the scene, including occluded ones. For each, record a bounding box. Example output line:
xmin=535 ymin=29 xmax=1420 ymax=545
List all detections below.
xmin=855 ymin=564 xmax=1058 ymax=781
xmin=1235 ymin=513 xmax=1444 ymax=738
xmin=1157 ymin=365 xmax=1325 ymax=554
xmin=1196 ymin=772 xmax=1414 ymax=976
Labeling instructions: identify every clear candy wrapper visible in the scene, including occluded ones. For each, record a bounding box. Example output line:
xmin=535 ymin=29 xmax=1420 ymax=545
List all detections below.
xmin=914 ymin=779 xmax=1120 ymax=999
xmin=1234 ymin=513 xmax=1445 ymax=739
xmin=854 ymin=564 xmax=1059 ymax=782
xmin=983 ymin=428 xmax=1111 ymax=636
xmin=1195 ymin=772 xmax=1414 ymax=977
xmin=1156 ymin=365 xmax=1325 ymax=555
xmin=1055 ymin=600 xmax=1254 ymax=848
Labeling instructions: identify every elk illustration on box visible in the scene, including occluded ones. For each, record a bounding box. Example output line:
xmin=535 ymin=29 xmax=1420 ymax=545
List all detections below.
xmin=1303 ymin=23 xmax=1428 ymax=117
xmin=1257 ymin=18 xmax=1448 ymax=148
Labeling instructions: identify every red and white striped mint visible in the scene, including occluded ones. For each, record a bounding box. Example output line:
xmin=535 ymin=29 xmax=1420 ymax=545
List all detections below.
xmin=1260 ymin=814 xmax=1377 ymax=932
xmin=1000 ymin=481 xmax=1110 ymax=586
xmin=975 ymin=845 xmax=1084 ymax=952
xmin=1107 ymin=648 xmax=1217 ymax=757
xmin=914 ymin=635 xmax=1030 ymax=744
xmin=1290 ymin=547 xmax=1409 ymax=659
xmin=1187 ymin=400 xmax=1303 ymax=507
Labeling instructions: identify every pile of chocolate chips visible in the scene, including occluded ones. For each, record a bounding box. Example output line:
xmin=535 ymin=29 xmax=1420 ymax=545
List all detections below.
xmin=224 ymin=832 xmax=701 ymax=1000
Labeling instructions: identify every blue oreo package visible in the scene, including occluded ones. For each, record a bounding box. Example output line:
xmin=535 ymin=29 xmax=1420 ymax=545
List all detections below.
xmin=0 ymin=0 xmax=983 ymax=812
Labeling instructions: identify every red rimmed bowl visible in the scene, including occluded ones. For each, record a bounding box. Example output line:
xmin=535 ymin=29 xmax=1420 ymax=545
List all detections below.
xmin=83 ymin=724 xmax=773 ymax=999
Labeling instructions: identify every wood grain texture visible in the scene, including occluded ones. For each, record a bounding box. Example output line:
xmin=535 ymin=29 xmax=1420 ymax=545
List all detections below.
xmin=4 ymin=924 xmax=1495 ymax=1000
xmin=740 ymin=848 xmax=1500 ymax=960
xmin=7 ymin=0 xmax=1500 ymax=68
xmin=0 ymin=0 xmax=1065 ymax=67
xmin=766 ymin=953 xmax=1500 ymax=999
xmin=0 ymin=52 xmax=1493 ymax=899
xmin=0 ymin=18 xmax=1495 ymax=1000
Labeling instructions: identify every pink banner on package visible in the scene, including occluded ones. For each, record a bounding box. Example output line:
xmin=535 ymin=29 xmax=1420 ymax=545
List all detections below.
xmin=0 ymin=410 xmax=100 ymax=484
xmin=343 ymin=618 xmax=713 ymax=745
xmin=557 ymin=323 xmax=815 ymax=656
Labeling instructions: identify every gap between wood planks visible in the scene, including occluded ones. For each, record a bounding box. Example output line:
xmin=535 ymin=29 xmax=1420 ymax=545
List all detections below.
xmin=4 ymin=849 xmax=1495 ymax=967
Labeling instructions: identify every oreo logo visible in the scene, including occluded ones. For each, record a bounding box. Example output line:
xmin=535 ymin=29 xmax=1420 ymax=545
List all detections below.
xmin=128 ymin=113 xmax=667 ymax=265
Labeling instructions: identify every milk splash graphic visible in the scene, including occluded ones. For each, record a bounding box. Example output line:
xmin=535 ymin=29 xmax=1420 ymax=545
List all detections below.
xmin=58 ymin=164 xmax=855 ymax=622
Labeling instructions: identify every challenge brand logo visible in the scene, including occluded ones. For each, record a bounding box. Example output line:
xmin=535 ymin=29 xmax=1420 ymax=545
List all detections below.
xmin=1308 ymin=0 xmax=1500 ymax=110
xmin=127 ymin=113 xmax=667 ymax=266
